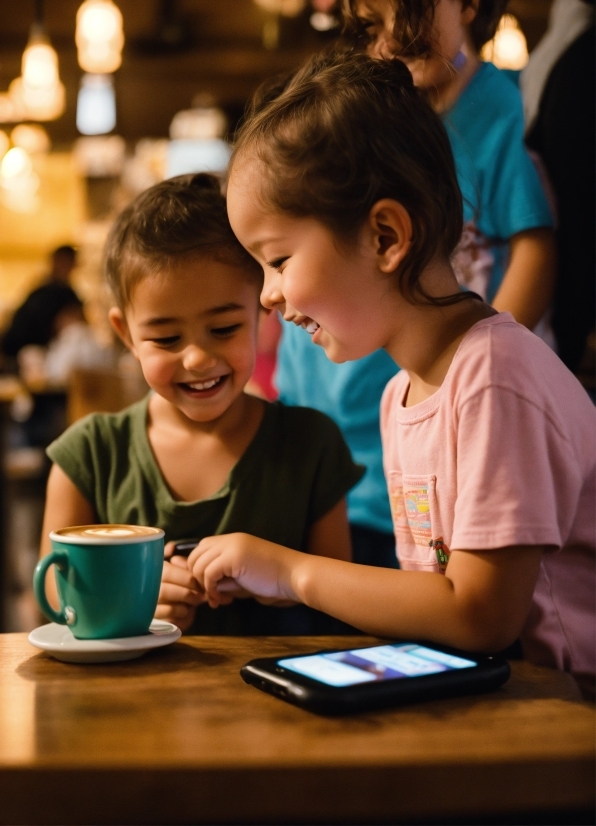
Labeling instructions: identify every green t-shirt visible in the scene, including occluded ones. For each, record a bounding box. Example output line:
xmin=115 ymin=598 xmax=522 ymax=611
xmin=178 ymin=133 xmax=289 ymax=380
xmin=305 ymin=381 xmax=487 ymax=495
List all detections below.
xmin=47 ymin=395 xmax=364 ymax=635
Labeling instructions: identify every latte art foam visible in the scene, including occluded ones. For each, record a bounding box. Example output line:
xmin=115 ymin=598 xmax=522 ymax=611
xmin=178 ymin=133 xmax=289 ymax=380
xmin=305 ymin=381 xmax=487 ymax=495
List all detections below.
xmin=55 ymin=524 xmax=161 ymax=540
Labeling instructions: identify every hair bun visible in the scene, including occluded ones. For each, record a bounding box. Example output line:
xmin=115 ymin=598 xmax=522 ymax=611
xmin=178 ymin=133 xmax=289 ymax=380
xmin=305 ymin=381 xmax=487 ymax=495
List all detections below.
xmin=385 ymin=57 xmax=416 ymax=90
xmin=188 ymin=172 xmax=222 ymax=193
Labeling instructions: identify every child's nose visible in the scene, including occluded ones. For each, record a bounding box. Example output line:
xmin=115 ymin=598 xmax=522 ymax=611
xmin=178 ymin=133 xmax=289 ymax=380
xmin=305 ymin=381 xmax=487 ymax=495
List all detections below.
xmin=182 ymin=344 xmax=217 ymax=372
xmin=261 ymin=274 xmax=285 ymax=312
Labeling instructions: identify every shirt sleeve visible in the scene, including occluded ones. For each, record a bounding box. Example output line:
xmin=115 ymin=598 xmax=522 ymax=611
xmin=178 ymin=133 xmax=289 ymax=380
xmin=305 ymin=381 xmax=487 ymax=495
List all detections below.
xmin=305 ymin=412 xmax=366 ymax=525
xmin=46 ymin=415 xmax=102 ymax=513
xmin=480 ymin=105 xmax=554 ymax=240
xmin=451 ymin=386 xmax=582 ymax=551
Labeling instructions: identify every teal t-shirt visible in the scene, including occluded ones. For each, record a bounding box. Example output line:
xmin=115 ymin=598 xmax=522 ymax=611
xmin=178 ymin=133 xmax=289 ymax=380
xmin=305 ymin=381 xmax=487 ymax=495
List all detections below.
xmin=444 ymin=61 xmax=554 ymax=300
xmin=47 ymin=395 xmax=364 ymax=634
xmin=277 ymin=336 xmax=397 ymax=534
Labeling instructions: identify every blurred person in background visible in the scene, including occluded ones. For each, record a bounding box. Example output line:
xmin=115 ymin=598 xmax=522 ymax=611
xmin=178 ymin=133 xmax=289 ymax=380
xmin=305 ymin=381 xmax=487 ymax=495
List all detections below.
xmin=2 ymin=245 xmax=109 ymax=446
xmin=1 ymin=246 xmax=83 ymax=364
xmin=522 ymin=0 xmax=595 ymax=383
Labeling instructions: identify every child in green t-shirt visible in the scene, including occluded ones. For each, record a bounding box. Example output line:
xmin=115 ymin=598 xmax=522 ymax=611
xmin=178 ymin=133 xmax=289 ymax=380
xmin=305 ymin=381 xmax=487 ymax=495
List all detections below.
xmin=39 ymin=173 xmax=363 ymax=634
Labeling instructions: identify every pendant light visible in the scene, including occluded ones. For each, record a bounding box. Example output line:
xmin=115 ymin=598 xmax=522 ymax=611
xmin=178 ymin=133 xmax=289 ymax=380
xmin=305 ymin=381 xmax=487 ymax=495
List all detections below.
xmin=481 ymin=15 xmax=529 ymax=70
xmin=12 ymin=1 xmax=65 ymax=121
xmin=76 ymin=0 xmax=124 ymax=74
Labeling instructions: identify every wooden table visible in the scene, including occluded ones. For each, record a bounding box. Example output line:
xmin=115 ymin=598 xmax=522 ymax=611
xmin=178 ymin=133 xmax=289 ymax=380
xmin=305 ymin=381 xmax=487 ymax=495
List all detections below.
xmin=0 ymin=634 xmax=593 ymax=825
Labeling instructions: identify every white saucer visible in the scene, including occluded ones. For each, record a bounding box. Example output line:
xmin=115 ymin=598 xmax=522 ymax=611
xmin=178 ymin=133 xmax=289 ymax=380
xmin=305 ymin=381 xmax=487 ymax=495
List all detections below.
xmin=28 ymin=620 xmax=181 ymax=664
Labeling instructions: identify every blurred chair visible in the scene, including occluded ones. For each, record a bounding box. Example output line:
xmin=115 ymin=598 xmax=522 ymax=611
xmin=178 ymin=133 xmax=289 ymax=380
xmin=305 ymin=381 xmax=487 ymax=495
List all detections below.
xmin=68 ymin=363 xmax=148 ymax=423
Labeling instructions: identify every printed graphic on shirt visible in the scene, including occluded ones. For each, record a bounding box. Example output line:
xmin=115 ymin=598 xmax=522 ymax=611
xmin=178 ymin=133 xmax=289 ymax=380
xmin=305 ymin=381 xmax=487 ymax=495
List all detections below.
xmin=404 ymin=484 xmax=433 ymax=547
xmin=389 ymin=482 xmax=407 ymax=531
xmin=451 ymin=221 xmax=493 ymax=299
xmin=429 ymin=537 xmax=451 ymax=573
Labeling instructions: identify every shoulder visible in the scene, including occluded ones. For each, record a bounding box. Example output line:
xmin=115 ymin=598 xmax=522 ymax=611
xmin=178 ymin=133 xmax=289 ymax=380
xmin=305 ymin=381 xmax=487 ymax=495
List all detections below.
xmin=470 ymin=62 xmax=524 ymax=116
xmin=49 ymin=397 xmax=148 ymax=454
xmin=450 ymin=315 xmax=596 ymax=431
xmin=448 ymin=63 xmax=523 ymax=141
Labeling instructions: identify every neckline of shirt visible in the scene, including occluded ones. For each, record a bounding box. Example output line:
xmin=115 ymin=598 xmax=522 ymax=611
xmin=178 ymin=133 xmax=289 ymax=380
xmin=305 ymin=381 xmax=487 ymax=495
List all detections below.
xmin=394 ymin=312 xmax=515 ymax=423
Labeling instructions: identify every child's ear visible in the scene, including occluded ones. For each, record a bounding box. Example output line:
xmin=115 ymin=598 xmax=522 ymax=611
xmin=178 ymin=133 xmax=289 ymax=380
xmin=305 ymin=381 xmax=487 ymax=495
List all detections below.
xmin=108 ymin=307 xmax=138 ymax=358
xmin=368 ymin=199 xmax=412 ymax=275
xmin=461 ymin=0 xmax=479 ymax=25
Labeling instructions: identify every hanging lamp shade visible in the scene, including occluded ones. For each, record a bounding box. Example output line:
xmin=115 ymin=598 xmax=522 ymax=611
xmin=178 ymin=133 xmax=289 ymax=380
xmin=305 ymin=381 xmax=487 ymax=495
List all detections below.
xmin=76 ymin=73 xmax=117 ymax=135
xmin=13 ymin=26 xmax=65 ymax=121
xmin=76 ymin=0 xmax=124 ymax=74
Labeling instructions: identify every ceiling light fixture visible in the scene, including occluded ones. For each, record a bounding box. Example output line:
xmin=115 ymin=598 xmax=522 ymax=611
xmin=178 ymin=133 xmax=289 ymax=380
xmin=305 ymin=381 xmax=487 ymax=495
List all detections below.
xmin=76 ymin=0 xmax=125 ymax=74
xmin=481 ymin=15 xmax=529 ymax=70
xmin=9 ymin=0 xmax=66 ymax=122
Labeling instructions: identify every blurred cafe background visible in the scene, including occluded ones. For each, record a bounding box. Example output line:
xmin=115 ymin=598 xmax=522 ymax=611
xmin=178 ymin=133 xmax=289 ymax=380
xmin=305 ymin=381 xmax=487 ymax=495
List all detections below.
xmin=0 ymin=0 xmax=553 ymax=632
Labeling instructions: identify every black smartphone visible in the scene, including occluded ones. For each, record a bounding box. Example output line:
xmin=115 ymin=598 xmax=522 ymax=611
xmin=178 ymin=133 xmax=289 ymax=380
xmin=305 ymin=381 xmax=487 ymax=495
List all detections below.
xmin=171 ymin=540 xmax=200 ymax=557
xmin=240 ymin=641 xmax=511 ymax=715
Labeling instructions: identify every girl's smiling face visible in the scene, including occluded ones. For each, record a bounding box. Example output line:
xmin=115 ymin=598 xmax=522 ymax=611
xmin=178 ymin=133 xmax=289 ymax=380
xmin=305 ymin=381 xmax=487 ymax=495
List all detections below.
xmin=227 ymin=163 xmax=402 ymax=364
xmin=110 ymin=255 xmax=260 ymax=424
xmin=353 ymin=0 xmax=476 ymax=93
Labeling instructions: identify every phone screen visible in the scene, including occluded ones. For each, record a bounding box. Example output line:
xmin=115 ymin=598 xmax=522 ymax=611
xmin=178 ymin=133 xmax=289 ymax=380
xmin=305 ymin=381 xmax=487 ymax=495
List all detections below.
xmin=278 ymin=644 xmax=477 ymax=687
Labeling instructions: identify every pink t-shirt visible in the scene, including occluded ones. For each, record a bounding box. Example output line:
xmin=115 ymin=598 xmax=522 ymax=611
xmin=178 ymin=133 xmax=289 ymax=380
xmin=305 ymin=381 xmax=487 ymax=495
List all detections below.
xmin=381 ymin=313 xmax=595 ymax=679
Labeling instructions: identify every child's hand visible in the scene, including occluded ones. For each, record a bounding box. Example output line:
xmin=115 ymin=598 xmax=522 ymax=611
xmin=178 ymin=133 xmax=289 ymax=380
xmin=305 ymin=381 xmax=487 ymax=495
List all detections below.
xmin=187 ymin=533 xmax=299 ymax=609
xmin=155 ymin=555 xmax=205 ymax=632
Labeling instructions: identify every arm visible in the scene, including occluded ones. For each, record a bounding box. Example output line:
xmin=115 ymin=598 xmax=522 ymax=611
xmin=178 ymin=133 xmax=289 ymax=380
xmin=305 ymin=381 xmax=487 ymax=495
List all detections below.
xmin=252 ymin=496 xmax=353 ymax=607
xmin=39 ymin=463 xmax=97 ymax=609
xmin=492 ymin=228 xmax=556 ymax=329
xmin=189 ymin=536 xmax=543 ymax=653
xmin=306 ymin=497 xmax=352 ymax=561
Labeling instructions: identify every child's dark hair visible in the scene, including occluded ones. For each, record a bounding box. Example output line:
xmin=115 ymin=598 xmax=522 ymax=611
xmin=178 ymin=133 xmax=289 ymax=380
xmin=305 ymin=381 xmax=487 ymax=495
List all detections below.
xmin=343 ymin=0 xmax=509 ymax=55
xmin=232 ymin=52 xmax=465 ymax=305
xmin=105 ymin=173 xmax=261 ymax=308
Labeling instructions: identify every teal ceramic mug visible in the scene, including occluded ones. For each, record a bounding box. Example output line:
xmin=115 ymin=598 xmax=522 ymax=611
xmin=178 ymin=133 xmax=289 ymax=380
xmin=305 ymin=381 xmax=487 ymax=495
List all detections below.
xmin=33 ymin=525 xmax=165 ymax=639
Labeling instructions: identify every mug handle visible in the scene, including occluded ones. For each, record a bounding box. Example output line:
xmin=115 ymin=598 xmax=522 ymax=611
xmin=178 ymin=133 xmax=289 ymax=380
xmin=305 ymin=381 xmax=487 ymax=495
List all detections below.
xmin=33 ymin=551 xmax=70 ymax=625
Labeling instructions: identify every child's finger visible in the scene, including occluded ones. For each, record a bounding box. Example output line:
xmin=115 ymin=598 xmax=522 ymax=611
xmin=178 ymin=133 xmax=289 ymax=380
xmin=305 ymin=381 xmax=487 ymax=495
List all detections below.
xmin=158 ymin=581 xmax=205 ymax=606
xmin=163 ymin=560 xmax=203 ymax=591
xmin=216 ymin=576 xmax=242 ymax=593
xmin=170 ymin=554 xmax=193 ymax=569
xmin=155 ymin=602 xmax=191 ymax=620
xmin=164 ymin=540 xmax=177 ymax=559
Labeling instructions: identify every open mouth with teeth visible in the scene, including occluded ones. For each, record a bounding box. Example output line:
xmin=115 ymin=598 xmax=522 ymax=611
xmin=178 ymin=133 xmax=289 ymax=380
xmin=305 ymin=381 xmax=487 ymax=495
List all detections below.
xmin=301 ymin=320 xmax=320 ymax=335
xmin=178 ymin=375 xmax=228 ymax=396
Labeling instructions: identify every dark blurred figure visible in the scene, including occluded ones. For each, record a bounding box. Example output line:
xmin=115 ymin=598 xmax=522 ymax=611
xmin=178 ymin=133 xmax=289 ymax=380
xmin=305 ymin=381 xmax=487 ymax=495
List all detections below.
xmin=523 ymin=0 xmax=595 ymax=376
xmin=1 ymin=246 xmax=82 ymax=361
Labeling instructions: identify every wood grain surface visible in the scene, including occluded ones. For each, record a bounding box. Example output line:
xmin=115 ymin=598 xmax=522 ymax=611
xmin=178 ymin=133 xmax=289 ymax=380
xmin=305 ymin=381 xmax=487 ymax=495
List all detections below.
xmin=0 ymin=633 xmax=593 ymax=824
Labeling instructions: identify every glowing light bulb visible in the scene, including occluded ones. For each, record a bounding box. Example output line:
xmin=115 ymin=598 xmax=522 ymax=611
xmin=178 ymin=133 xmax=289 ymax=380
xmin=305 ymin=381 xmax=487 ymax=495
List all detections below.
xmin=76 ymin=0 xmax=124 ymax=73
xmin=481 ymin=15 xmax=528 ymax=71
xmin=11 ymin=124 xmax=50 ymax=154
xmin=253 ymin=0 xmax=306 ymax=17
xmin=9 ymin=76 xmax=65 ymax=122
xmin=1 ymin=147 xmax=33 ymax=179
xmin=76 ymin=73 xmax=116 ymax=135
xmin=0 ymin=147 xmax=40 ymax=213
xmin=22 ymin=41 xmax=59 ymax=90
xmin=0 ymin=131 xmax=9 ymax=160
xmin=12 ymin=26 xmax=66 ymax=121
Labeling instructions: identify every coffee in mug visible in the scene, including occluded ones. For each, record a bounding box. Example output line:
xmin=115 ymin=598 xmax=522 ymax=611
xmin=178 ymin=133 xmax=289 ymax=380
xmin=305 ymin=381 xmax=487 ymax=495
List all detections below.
xmin=33 ymin=524 xmax=165 ymax=640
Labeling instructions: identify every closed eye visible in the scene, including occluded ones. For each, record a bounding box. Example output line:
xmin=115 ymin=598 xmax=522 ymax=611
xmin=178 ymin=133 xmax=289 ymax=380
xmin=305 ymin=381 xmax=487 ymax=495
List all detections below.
xmin=267 ymin=257 xmax=288 ymax=272
xmin=212 ymin=324 xmax=241 ymax=337
xmin=150 ymin=335 xmax=180 ymax=347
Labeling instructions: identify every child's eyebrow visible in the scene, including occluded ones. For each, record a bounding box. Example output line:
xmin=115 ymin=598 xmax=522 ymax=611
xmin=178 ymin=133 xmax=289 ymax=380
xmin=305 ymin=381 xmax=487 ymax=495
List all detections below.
xmin=206 ymin=302 xmax=245 ymax=315
xmin=250 ymin=237 xmax=285 ymax=254
xmin=140 ymin=304 xmax=245 ymax=326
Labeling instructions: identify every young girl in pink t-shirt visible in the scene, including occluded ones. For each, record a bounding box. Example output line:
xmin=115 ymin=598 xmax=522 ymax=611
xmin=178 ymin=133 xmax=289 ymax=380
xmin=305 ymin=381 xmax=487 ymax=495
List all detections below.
xmin=187 ymin=53 xmax=595 ymax=692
